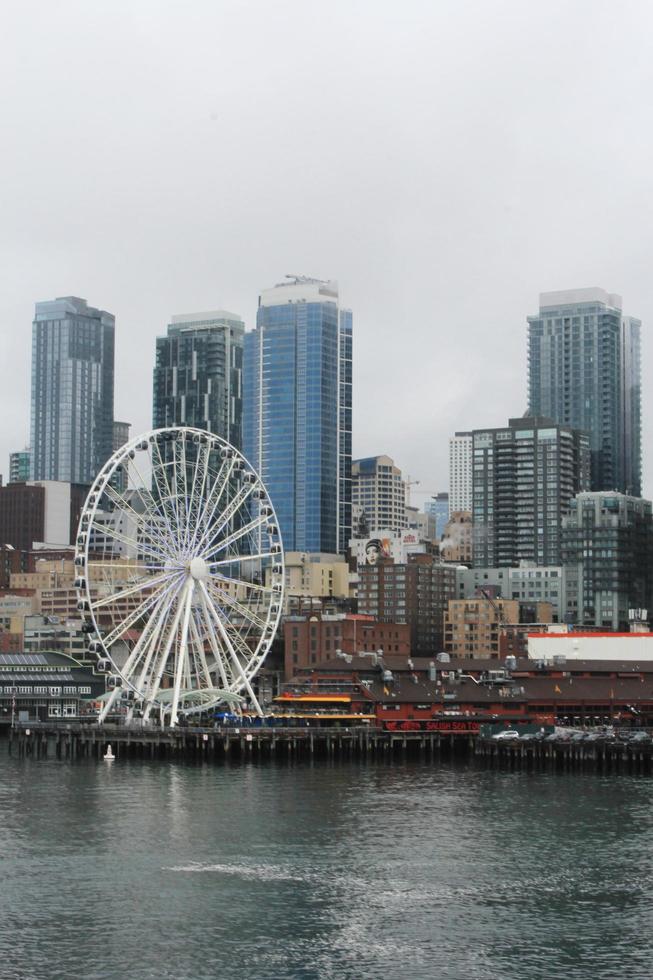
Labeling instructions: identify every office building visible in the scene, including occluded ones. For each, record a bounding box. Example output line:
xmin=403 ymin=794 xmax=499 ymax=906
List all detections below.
xmin=352 ymin=456 xmax=406 ymax=534
xmin=31 ymin=296 xmax=114 ymax=485
xmin=527 ymin=288 xmax=641 ymax=495
xmin=9 ymin=450 xmax=31 ymax=483
xmin=562 ymin=492 xmax=653 ymax=631
xmin=449 ymin=433 xmax=472 ymax=513
xmin=244 ymin=276 xmax=352 ymax=554
xmin=357 ymin=554 xmax=457 ymax=654
xmin=456 ymin=564 xmax=569 ymax=623
xmin=471 ymin=416 xmax=589 ymax=568
xmin=153 ymin=310 xmax=244 ymax=448
xmin=424 ymin=492 xmax=450 ymax=539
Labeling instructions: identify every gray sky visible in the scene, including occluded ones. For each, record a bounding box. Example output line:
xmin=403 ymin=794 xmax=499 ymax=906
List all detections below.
xmin=2 ymin=0 xmax=652 ymax=502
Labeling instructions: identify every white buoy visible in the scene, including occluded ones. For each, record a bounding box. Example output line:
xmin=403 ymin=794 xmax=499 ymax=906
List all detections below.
xmin=103 ymin=744 xmax=115 ymax=761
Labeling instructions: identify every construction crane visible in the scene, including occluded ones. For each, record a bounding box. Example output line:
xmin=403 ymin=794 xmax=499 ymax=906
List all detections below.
xmin=404 ymin=476 xmax=421 ymax=507
xmin=480 ymin=588 xmax=506 ymax=625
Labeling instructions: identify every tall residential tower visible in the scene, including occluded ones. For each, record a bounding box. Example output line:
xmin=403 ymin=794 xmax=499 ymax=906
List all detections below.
xmin=30 ymin=296 xmax=114 ymax=485
xmin=527 ymin=288 xmax=641 ymax=495
xmin=153 ymin=311 xmax=244 ymax=448
xmin=243 ymin=276 xmax=352 ymax=554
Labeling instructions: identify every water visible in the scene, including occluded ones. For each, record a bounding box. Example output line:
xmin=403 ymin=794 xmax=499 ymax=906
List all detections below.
xmin=1 ymin=748 xmax=652 ymax=980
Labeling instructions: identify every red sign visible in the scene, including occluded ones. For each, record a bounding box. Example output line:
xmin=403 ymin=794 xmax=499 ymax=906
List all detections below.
xmin=384 ymin=719 xmax=480 ymax=733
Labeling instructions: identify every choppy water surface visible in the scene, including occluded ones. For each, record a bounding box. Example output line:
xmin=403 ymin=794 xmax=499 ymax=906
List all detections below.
xmin=1 ymin=748 xmax=652 ymax=980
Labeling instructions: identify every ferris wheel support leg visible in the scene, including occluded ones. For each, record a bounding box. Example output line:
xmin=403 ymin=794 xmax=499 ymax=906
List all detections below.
xmin=97 ymin=686 xmax=122 ymax=725
xmin=170 ymin=582 xmax=195 ymax=727
xmin=199 ymin=581 xmax=264 ymax=717
xmin=142 ymin=583 xmax=191 ymax=726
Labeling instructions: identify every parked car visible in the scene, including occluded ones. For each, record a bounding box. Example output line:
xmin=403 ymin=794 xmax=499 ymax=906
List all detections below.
xmin=492 ymin=729 xmax=520 ymax=741
xmin=629 ymin=731 xmax=651 ymax=744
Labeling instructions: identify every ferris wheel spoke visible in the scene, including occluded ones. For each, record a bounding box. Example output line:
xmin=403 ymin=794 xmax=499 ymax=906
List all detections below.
xmin=170 ymin=581 xmax=194 ymax=726
xmin=197 ymin=589 xmax=233 ymax=689
xmin=92 ymin=569 xmax=180 ymax=610
xmin=190 ymin=456 xmax=236 ymax=552
xmin=133 ymin=584 xmax=180 ymax=696
xmin=149 ymin=439 xmax=184 ymax=545
xmin=142 ymin=581 xmax=191 ymax=721
xmin=127 ymin=451 xmax=179 ymax=548
xmin=213 ymin=574 xmax=274 ymax=596
xmin=207 ymin=551 xmax=276 ymax=568
xmin=205 ymin=578 xmax=270 ymax=632
xmin=99 ymin=480 xmax=171 ymax=558
xmin=90 ymin=519 xmax=170 ymax=565
xmin=201 ymin=514 xmax=270 ymax=562
xmin=188 ymin=611 xmax=215 ymax=691
xmin=183 ymin=439 xmax=207 ymax=553
xmin=199 ymin=580 xmax=263 ymax=714
xmin=100 ymin=574 xmax=184 ymax=648
xmin=194 ymin=481 xmax=257 ymax=558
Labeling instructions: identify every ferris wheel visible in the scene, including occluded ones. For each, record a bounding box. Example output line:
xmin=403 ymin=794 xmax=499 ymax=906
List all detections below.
xmin=74 ymin=427 xmax=284 ymax=728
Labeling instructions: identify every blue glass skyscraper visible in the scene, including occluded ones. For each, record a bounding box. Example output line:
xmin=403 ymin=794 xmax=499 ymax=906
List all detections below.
xmin=243 ymin=277 xmax=352 ymax=554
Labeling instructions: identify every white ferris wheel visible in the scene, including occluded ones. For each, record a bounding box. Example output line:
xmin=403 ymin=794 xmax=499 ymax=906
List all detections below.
xmin=74 ymin=427 xmax=284 ymax=728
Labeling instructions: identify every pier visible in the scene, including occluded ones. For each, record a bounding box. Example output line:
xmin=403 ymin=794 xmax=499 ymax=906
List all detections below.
xmin=8 ymin=724 xmax=653 ymax=774
xmin=6 ymin=722 xmax=473 ymax=763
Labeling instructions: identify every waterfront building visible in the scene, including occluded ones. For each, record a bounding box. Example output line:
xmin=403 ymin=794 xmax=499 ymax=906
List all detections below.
xmin=0 ymin=651 xmax=103 ymax=723
xmin=9 ymin=450 xmax=31 ymax=483
xmin=357 ymin=554 xmax=457 ymax=654
xmin=440 ymin=511 xmax=472 ymax=565
xmin=243 ymin=276 xmax=352 ymax=554
xmin=153 ymin=310 xmax=244 ymax=448
xmin=352 ymin=456 xmax=406 ymax=534
xmin=562 ymin=491 xmax=653 ymax=631
xmin=527 ymin=288 xmax=642 ymax=495
xmin=31 ymin=296 xmax=115 ymax=484
xmin=449 ymin=433 xmax=472 ymax=513
xmin=283 ymin=611 xmax=410 ymax=677
xmin=471 ymin=416 xmax=590 ymax=568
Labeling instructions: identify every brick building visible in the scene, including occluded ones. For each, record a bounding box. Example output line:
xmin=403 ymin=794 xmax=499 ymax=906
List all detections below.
xmin=357 ymin=554 xmax=457 ymax=655
xmin=284 ymin=612 xmax=410 ymax=678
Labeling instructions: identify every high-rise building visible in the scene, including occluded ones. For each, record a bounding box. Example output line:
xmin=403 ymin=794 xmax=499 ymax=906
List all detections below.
xmin=9 ymin=449 xmax=31 ymax=483
xmin=440 ymin=511 xmax=473 ymax=565
xmin=113 ymin=421 xmax=131 ymax=452
xmin=357 ymin=554 xmax=457 ymax=654
xmin=243 ymin=276 xmax=352 ymax=554
xmin=153 ymin=311 xmax=244 ymax=448
xmin=449 ymin=433 xmax=472 ymax=513
xmin=471 ymin=416 xmax=590 ymax=568
xmin=352 ymin=455 xmax=406 ymax=534
xmin=424 ymin=492 xmax=450 ymax=539
xmin=527 ymin=288 xmax=641 ymax=495
xmin=562 ymin=491 xmax=653 ymax=631
xmin=30 ymin=296 xmax=114 ymax=485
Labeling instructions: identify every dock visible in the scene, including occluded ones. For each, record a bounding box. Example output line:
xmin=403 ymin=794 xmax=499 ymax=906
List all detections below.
xmin=7 ymin=724 xmax=653 ymax=774
xmin=6 ymin=722 xmax=473 ymax=763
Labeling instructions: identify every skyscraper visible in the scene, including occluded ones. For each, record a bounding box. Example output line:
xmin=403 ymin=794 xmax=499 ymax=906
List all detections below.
xmin=352 ymin=455 xmax=406 ymax=533
xmin=471 ymin=416 xmax=590 ymax=568
xmin=243 ymin=276 xmax=352 ymax=554
xmin=30 ymin=296 xmax=115 ymax=485
xmin=449 ymin=432 xmax=472 ymax=513
xmin=527 ymin=288 xmax=641 ymax=495
xmin=152 ymin=311 xmax=244 ymax=448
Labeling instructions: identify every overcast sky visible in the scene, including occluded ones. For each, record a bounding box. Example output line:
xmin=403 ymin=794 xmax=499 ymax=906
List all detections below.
xmin=2 ymin=0 xmax=652 ymax=502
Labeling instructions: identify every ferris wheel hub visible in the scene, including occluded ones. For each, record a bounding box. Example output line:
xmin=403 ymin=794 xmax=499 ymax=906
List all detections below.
xmin=188 ymin=556 xmax=209 ymax=581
